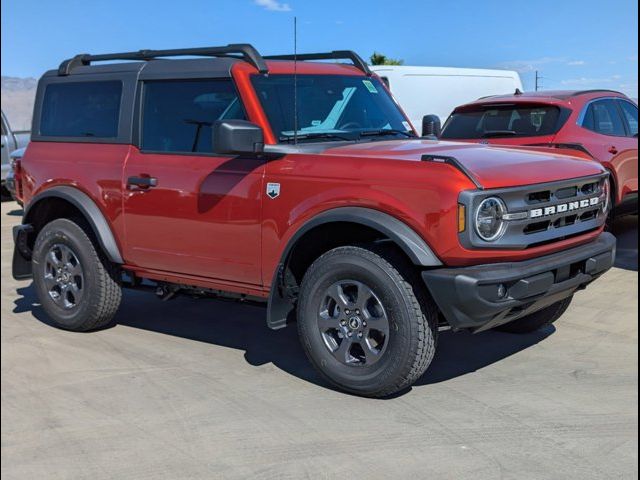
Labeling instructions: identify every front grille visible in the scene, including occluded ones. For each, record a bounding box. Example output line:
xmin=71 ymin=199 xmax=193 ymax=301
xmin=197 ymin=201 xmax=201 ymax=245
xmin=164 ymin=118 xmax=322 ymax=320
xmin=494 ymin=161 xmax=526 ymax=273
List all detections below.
xmin=528 ymin=190 xmax=551 ymax=203
xmin=459 ymin=173 xmax=609 ymax=250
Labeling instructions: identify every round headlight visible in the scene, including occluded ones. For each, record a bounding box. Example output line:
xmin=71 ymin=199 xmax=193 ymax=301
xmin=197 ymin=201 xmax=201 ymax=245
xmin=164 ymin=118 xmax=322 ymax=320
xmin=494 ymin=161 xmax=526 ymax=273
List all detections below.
xmin=475 ymin=197 xmax=507 ymax=242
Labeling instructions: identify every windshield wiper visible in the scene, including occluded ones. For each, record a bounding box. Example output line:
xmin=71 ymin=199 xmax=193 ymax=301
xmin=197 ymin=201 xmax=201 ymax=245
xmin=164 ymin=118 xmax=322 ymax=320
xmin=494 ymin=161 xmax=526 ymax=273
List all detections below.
xmin=279 ymin=132 xmax=354 ymax=143
xmin=359 ymin=129 xmax=416 ymax=138
xmin=481 ymin=130 xmax=517 ymax=138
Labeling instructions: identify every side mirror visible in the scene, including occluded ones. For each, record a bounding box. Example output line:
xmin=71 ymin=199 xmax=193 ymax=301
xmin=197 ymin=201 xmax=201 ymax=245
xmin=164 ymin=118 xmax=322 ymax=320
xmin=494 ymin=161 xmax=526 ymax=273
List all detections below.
xmin=421 ymin=114 xmax=442 ymax=138
xmin=213 ymin=120 xmax=264 ymax=155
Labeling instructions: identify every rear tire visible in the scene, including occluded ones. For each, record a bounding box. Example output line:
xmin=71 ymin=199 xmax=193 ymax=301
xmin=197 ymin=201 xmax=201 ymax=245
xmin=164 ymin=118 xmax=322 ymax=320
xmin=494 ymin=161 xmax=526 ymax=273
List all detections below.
xmin=496 ymin=296 xmax=573 ymax=334
xmin=32 ymin=218 xmax=122 ymax=331
xmin=297 ymin=245 xmax=437 ymax=397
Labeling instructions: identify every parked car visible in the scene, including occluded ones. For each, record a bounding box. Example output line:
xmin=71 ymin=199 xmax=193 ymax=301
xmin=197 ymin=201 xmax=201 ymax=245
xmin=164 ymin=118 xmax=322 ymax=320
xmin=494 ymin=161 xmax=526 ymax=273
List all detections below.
xmin=12 ymin=45 xmax=615 ymax=397
xmin=439 ymin=90 xmax=638 ymax=216
xmin=369 ymin=65 xmax=522 ymax=135
xmin=1 ymin=109 xmax=30 ymax=198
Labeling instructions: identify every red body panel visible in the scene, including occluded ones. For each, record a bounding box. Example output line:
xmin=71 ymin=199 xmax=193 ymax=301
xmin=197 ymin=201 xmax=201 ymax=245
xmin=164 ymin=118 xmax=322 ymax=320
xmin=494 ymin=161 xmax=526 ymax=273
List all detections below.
xmin=448 ymin=91 xmax=638 ymax=205
xmin=18 ymin=63 xmax=611 ymax=298
xmin=122 ymin=148 xmax=265 ymax=285
xmin=320 ymin=140 xmax=602 ymax=189
xmin=21 ymin=141 xmax=127 ymax=249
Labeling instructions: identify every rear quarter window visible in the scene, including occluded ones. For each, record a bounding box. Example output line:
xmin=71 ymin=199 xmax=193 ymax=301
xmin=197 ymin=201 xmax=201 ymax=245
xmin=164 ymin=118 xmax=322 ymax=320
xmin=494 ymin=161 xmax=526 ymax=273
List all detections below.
xmin=40 ymin=81 xmax=122 ymax=138
xmin=619 ymin=100 xmax=638 ymax=136
xmin=581 ymin=99 xmax=626 ymax=137
xmin=441 ymin=105 xmax=563 ymax=139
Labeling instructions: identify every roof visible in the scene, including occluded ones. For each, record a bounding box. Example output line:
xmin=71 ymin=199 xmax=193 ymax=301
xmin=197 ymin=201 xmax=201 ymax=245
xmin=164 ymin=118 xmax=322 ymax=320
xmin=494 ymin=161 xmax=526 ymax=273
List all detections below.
xmin=473 ymin=89 xmax=628 ymax=102
xmin=42 ymin=57 xmax=241 ymax=79
xmin=42 ymin=58 xmax=369 ymax=82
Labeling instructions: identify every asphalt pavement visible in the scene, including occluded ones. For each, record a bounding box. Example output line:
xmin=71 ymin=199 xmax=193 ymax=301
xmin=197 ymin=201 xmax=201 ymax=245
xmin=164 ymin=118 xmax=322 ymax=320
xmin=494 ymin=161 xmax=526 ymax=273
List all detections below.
xmin=1 ymin=200 xmax=637 ymax=480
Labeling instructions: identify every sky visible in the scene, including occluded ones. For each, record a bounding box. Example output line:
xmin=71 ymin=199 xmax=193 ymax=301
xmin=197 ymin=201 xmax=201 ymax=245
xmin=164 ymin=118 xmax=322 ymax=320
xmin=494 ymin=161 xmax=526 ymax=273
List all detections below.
xmin=1 ymin=0 xmax=638 ymax=97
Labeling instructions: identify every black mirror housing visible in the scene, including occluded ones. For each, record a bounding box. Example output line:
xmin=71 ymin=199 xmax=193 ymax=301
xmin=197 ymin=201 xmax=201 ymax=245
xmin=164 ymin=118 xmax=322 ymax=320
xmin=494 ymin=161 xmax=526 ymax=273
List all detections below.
xmin=213 ymin=120 xmax=264 ymax=155
xmin=421 ymin=114 xmax=442 ymax=138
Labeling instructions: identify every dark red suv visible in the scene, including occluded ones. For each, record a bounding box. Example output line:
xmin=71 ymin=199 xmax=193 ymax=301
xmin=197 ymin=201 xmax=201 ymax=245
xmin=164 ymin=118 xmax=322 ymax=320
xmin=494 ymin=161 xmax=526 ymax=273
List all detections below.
xmin=11 ymin=45 xmax=616 ymax=397
xmin=440 ymin=90 xmax=638 ymax=216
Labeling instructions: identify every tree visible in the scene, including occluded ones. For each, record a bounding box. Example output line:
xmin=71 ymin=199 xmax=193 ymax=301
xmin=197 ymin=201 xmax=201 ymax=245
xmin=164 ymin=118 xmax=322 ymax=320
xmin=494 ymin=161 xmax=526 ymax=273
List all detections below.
xmin=369 ymin=52 xmax=404 ymax=66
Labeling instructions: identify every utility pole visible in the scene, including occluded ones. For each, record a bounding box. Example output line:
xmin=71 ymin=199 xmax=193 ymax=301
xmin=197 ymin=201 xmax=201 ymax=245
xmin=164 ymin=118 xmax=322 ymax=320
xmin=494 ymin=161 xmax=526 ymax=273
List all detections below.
xmin=535 ymin=70 xmax=542 ymax=91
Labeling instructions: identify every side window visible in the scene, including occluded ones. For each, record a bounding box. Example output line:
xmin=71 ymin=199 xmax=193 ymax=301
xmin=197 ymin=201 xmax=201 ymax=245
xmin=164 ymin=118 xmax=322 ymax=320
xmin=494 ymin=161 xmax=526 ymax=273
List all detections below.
xmin=141 ymin=79 xmax=246 ymax=153
xmin=40 ymin=81 xmax=122 ymax=137
xmin=618 ymin=100 xmax=638 ymax=137
xmin=582 ymin=99 xmax=626 ymax=136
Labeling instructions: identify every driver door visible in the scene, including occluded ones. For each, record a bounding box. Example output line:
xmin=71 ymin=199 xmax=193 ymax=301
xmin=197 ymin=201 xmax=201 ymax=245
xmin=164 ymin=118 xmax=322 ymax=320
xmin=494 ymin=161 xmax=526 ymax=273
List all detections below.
xmin=122 ymin=78 xmax=265 ymax=285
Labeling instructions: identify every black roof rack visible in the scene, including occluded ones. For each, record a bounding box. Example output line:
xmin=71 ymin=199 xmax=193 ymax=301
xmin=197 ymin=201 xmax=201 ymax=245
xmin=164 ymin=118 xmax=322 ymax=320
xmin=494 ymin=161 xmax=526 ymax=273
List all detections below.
xmin=264 ymin=50 xmax=372 ymax=76
xmin=58 ymin=45 xmax=372 ymax=77
xmin=57 ymin=43 xmax=268 ymax=76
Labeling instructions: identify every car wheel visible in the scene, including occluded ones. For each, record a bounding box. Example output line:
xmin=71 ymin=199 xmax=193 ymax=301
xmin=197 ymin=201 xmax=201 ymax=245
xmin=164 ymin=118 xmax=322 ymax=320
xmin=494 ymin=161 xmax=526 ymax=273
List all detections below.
xmin=495 ymin=296 xmax=573 ymax=334
xmin=297 ymin=245 xmax=438 ymax=397
xmin=32 ymin=218 xmax=122 ymax=331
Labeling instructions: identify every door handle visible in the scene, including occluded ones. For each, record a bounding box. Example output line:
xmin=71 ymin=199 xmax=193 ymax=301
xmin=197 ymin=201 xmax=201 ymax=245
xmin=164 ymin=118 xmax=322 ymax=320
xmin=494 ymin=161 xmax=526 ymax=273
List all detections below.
xmin=608 ymin=146 xmax=618 ymax=154
xmin=127 ymin=175 xmax=158 ymax=190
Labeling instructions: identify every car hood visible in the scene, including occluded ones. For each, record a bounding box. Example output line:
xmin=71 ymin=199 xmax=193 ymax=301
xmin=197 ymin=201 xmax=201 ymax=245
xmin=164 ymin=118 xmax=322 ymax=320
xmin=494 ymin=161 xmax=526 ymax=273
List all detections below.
xmin=321 ymin=139 xmax=605 ymax=189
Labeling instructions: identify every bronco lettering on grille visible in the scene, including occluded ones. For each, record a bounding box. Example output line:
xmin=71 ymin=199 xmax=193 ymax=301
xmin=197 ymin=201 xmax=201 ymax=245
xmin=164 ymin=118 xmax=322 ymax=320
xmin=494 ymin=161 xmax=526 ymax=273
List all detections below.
xmin=529 ymin=197 xmax=599 ymax=219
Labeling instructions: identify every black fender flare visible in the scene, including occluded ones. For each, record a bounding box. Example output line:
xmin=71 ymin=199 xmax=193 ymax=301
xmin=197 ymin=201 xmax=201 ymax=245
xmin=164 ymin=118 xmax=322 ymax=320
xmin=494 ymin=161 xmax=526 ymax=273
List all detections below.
xmin=24 ymin=186 xmax=124 ymax=264
xmin=266 ymin=207 xmax=442 ymax=329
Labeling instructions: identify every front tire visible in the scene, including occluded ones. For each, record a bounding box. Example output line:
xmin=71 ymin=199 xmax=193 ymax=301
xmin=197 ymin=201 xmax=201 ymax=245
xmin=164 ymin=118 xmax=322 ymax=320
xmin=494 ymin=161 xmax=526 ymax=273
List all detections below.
xmin=32 ymin=218 xmax=122 ymax=331
xmin=496 ymin=296 xmax=573 ymax=334
xmin=297 ymin=245 xmax=437 ymax=397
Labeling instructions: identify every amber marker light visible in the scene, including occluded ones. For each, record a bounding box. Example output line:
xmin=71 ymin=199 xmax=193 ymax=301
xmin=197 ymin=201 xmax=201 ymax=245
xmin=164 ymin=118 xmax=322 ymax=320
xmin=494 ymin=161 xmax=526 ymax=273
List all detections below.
xmin=458 ymin=204 xmax=466 ymax=233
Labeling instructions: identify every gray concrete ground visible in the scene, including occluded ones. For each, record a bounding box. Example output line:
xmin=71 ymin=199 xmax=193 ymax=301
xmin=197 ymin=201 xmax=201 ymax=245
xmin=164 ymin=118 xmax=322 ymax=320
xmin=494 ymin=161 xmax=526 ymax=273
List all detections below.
xmin=1 ymin=199 xmax=638 ymax=480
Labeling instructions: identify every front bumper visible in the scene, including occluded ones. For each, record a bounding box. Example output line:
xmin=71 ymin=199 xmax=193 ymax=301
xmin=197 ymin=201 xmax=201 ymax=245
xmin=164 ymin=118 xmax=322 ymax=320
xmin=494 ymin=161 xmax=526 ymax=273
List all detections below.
xmin=422 ymin=232 xmax=616 ymax=332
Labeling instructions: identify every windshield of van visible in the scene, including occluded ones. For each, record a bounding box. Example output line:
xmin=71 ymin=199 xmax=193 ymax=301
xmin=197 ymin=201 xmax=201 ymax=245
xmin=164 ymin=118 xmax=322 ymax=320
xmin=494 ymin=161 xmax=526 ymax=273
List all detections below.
xmin=440 ymin=104 xmax=563 ymax=139
xmin=251 ymin=74 xmax=415 ymax=142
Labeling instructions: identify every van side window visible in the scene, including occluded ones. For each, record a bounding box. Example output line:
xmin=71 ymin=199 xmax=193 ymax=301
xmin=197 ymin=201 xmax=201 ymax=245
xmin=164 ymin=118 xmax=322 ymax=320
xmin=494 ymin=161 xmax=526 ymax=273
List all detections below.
xmin=40 ymin=81 xmax=122 ymax=138
xmin=141 ymin=79 xmax=246 ymax=153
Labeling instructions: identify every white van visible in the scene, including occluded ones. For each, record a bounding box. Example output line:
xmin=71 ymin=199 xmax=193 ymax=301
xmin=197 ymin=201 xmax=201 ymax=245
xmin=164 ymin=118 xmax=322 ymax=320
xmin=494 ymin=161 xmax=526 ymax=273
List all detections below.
xmin=370 ymin=65 xmax=523 ymax=134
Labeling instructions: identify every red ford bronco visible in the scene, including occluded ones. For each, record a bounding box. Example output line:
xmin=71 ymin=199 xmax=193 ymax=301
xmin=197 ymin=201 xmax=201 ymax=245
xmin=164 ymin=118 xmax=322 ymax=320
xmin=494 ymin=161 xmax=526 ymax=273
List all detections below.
xmin=12 ymin=45 xmax=616 ymax=397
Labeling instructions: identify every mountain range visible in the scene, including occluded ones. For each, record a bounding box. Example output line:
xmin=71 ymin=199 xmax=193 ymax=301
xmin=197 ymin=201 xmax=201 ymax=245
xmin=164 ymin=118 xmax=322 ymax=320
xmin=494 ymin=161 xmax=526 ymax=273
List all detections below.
xmin=1 ymin=76 xmax=37 ymax=131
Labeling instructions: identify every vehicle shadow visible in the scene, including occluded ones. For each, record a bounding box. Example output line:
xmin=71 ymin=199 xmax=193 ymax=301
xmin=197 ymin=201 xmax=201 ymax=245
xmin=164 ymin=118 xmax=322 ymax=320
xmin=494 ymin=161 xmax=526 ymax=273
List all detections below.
xmin=13 ymin=284 xmax=554 ymax=396
xmin=611 ymin=214 xmax=638 ymax=272
xmin=415 ymin=327 xmax=553 ymax=385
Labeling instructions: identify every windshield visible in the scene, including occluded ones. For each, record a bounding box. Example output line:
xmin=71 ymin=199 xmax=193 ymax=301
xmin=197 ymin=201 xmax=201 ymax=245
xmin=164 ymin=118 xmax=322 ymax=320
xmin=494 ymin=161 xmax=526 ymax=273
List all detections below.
xmin=251 ymin=74 xmax=414 ymax=142
xmin=440 ymin=104 xmax=563 ymax=139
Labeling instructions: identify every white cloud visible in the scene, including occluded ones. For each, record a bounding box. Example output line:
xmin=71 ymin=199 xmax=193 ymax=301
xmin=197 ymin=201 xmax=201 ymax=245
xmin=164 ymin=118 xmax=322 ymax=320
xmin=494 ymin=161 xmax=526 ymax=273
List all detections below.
xmin=500 ymin=57 xmax=565 ymax=73
xmin=567 ymin=60 xmax=586 ymax=66
xmin=561 ymin=75 xmax=623 ymax=86
xmin=618 ymin=81 xmax=638 ymax=97
xmin=254 ymin=0 xmax=291 ymax=11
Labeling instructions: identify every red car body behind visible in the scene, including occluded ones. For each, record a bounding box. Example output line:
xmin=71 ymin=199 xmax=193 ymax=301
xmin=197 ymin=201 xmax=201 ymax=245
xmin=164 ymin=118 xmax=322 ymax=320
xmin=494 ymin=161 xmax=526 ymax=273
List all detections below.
xmin=441 ymin=90 xmax=638 ymax=211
